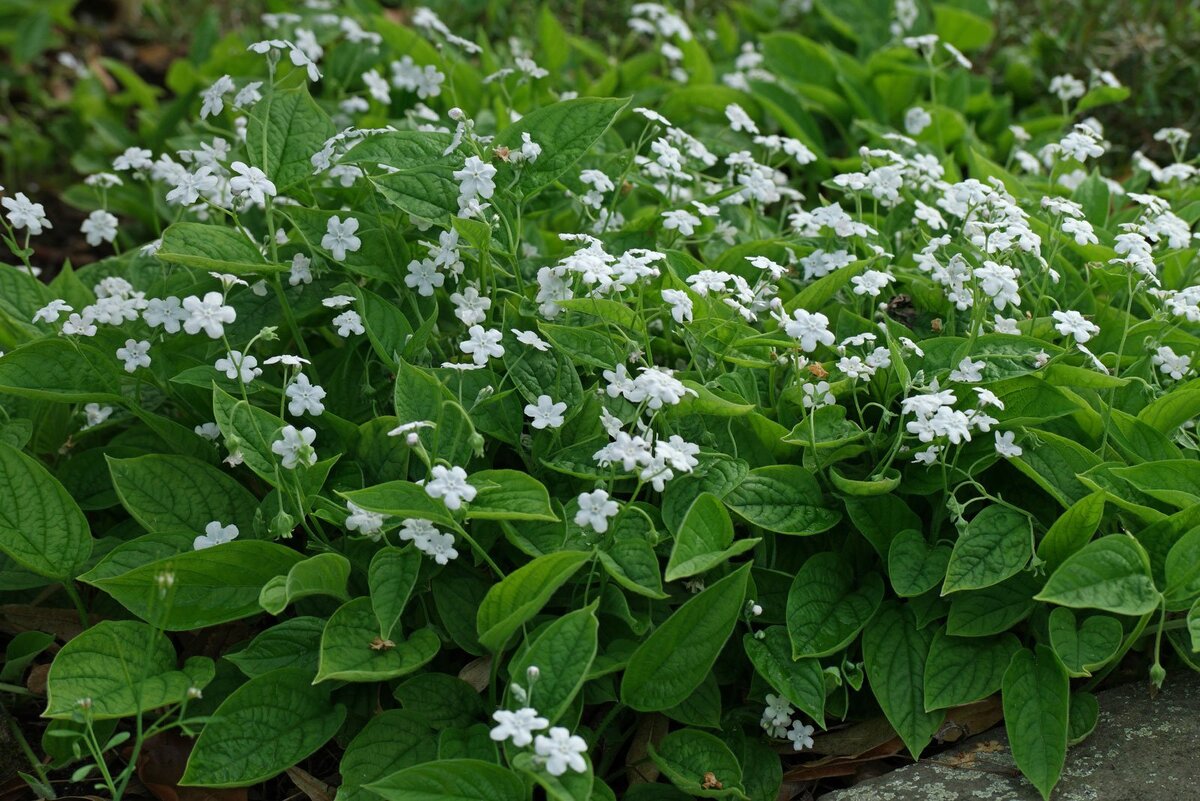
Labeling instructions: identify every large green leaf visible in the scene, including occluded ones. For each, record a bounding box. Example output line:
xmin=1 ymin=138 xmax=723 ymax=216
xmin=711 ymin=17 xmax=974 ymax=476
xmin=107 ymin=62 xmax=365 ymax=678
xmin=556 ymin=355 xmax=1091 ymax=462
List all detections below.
xmin=743 ymin=627 xmax=825 ymax=726
xmin=181 ymin=667 xmax=346 ymax=787
xmin=494 ymin=97 xmax=629 ymax=195
xmin=1035 ymin=535 xmax=1161 ymax=616
xmin=370 ymin=545 xmax=423 ymax=641
xmin=666 ymin=492 xmax=760 ymax=581
xmin=1047 ymin=608 xmax=1122 ymax=677
xmin=365 ymin=759 xmax=526 ymax=801
xmin=508 ymin=604 xmax=598 ymax=722
xmin=724 ymin=465 xmax=840 ymax=536
xmin=1002 ymin=646 xmax=1069 ymax=800
xmin=786 ymin=551 xmax=883 ymax=658
xmin=107 ymin=454 xmax=259 ymax=536
xmin=0 ymin=441 xmax=92 ymax=579
xmin=226 ymin=616 xmax=324 ymax=678
xmin=0 ymin=339 xmax=122 ymax=402
xmin=476 ymin=550 xmax=591 ymax=651
xmin=259 ymin=552 xmax=351 ymax=615
xmin=85 ymin=540 xmax=303 ymax=630
xmin=942 ymin=505 xmax=1031 ymax=593
xmin=316 ymin=597 xmax=440 ymax=682
xmin=649 ymin=729 xmax=748 ymax=800
xmin=466 ymin=469 xmax=557 ymax=521
xmin=247 ymin=84 xmax=334 ymax=191
xmin=338 ymin=710 xmax=438 ymax=801
xmin=862 ymin=603 xmax=944 ymax=758
xmin=158 ymin=222 xmax=281 ymax=273
xmin=923 ymin=630 xmax=1020 ymax=710
xmin=44 ymin=620 xmax=213 ymax=719
xmin=887 ymin=529 xmax=951 ymax=597
xmin=621 ymin=563 xmax=751 ymax=711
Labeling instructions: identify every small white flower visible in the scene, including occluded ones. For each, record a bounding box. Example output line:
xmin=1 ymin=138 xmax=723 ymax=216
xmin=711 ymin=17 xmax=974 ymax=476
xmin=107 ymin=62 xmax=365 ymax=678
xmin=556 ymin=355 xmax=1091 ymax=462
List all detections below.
xmin=194 ymin=422 xmax=221 ymax=440
xmin=82 ymin=403 xmax=113 ymax=429
xmin=513 ymin=329 xmax=550 ymax=351
xmin=289 ymin=253 xmax=313 ymax=286
xmin=33 ymin=299 xmax=73 ymax=324
xmin=285 ymin=373 xmax=326 ymax=416
xmin=1152 ymin=345 xmax=1192 ymax=380
xmin=787 ymin=721 xmax=815 ymax=751
xmin=271 ymin=425 xmax=317 ymax=469
xmin=424 ymin=464 xmax=477 ymax=510
xmin=229 ymin=161 xmax=277 ymax=205
xmin=661 ymin=289 xmax=693 ymax=323
xmin=949 ymin=357 xmax=985 ymax=383
xmin=418 ymin=530 xmax=459 ymax=564
xmin=904 ymin=106 xmax=932 ymax=135
xmin=574 ymin=489 xmax=619 ymax=533
xmin=80 ymin=210 xmax=119 ymax=247
xmin=3 ymin=192 xmax=53 ymax=234
xmin=784 ymin=310 xmax=835 ymax=353
xmin=994 ymin=430 xmax=1023 ymax=458
xmin=1051 ymin=309 xmax=1099 ymax=343
xmin=490 ymin=707 xmax=549 ymax=747
xmin=322 ymin=216 xmax=362 ymax=261
xmin=345 ymin=501 xmax=387 ymax=538
xmin=116 ymin=339 xmax=151 ymax=373
xmin=264 ymin=354 xmax=310 ymax=367
xmin=661 ymin=209 xmax=702 ymax=236
xmin=460 ymin=325 xmax=504 ymax=365
xmin=453 ymin=155 xmax=497 ymax=205
xmin=524 ymin=395 xmax=567 ymax=430
xmin=534 ymin=727 xmax=588 ymax=777
xmin=215 ymin=351 xmax=261 ymax=384
xmin=322 ymin=295 xmax=355 ymax=308
xmin=333 ymin=310 xmax=365 ymax=337
xmin=194 ymin=521 xmax=239 ymax=550
xmin=182 ymin=292 xmax=236 ymax=338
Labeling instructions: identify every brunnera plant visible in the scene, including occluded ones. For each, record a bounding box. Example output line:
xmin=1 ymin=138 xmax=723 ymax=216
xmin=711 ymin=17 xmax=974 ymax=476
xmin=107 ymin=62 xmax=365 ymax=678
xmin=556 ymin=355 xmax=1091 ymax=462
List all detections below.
xmin=0 ymin=2 xmax=1198 ymax=800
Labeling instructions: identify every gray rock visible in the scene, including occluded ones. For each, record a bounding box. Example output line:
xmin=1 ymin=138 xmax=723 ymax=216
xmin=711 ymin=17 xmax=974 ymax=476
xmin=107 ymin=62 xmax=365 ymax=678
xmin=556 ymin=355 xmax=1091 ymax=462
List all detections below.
xmin=819 ymin=671 xmax=1200 ymax=801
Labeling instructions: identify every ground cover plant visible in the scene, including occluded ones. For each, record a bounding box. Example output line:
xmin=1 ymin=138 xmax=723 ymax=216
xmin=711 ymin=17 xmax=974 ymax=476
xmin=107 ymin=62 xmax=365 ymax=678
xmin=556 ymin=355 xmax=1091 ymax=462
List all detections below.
xmin=1 ymin=1 xmax=1199 ymax=799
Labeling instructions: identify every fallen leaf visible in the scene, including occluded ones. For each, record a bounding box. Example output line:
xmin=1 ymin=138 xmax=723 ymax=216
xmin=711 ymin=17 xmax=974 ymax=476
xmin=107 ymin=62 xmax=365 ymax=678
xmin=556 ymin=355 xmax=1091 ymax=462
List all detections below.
xmin=457 ymin=656 xmax=491 ymax=692
xmin=286 ymin=766 xmax=334 ymax=801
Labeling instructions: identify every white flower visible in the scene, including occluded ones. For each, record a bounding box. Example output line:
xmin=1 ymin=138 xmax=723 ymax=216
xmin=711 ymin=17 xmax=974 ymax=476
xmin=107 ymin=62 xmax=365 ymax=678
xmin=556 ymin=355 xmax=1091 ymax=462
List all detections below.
xmin=322 ymin=216 xmax=362 ymax=261
xmin=345 ymin=502 xmax=387 ymax=538
xmin=3 ymin=192 xmax=52 ymax=235
xmin=193 ymin=521 xmax=239 ymax=550
xmin=264 ymin=354 xmax=310 ymax=368
xmin=850 ymin=269 xmax=894 ymax=297
xmin=80 ymin=210 xmax=118 ymax=247
xmin=450 ymin=286 xmax=491 ymax=325
xmin=166 ymin=166 xmax=219 ymax=206
xmin=363 ymin=68 xmax=390 ymax=103
xmin=333 ymin=310 xmax=365 ymax=337
xmin=286 ymin=373 xmax=326 ymax=416
xmin=524 ymin=395 xmax=567 ymax=430
xmin=82 ymin=403 xmax=113 ymax=429
xmin=904 ymin=106 xmax=931 ymax=135
xmin=388 ymin=420 xmax=435 ymax=437
xmin=405 ymin=258 xmax=445 ymax=296
xmin=200 ymin=75 xmax=235 ymax=118
xmin=62 ymin=313 xmax=97 ymax=337
xmin=271 ymin=425 xmax=317 ymax=469
xmin=1152 ymin=346 xmax=1191 ymax=380
xmin=661 ymin=209 xmax=701 ymax=236
xmin=725 ymin=103 xmax=758 ymax=134
xmin=949 ymin=357 xmax=985 ymax=383
xmin=229 ymin=161 xmax=277 ymax=205
xmin=661 ymin=289 xmax=693 ymax=323
xmin=974 ymin=388 xmax=1005 ymax=409
xmin=913 ymin=445 xmax=940 ymax=465
xmin=513 ymin=329 xmax=551 ymax=351
xmin=182 ymin=292 xmax=236 ymax=338
xmin=399 ymin=518 xmax=440 ymax=547
xmin=289 ymin=253 xmax=313 ymax=286
xmin=112 ymin=147 xmax=153 ymax=172
xmin=787 ymin=721 xmax=815 ymax=751
xmin=33 ymin=299 xmax=73 ymax=324
xmin=425 ymin=464 xmax=477 ymax=510
xmin=575 ymin=489 xmax=619 ymax=533
xmin=143 ymin=297 xmax=188 ymax=333
xmin=994 ymin=430 xmax=1022 ymax=458
xmin=1051 ymin=309 xmax=1099 ymax=343
xmin=453 ymin=155 xmax=497 ymax=205
xmin=534 ymin=727 xmax=588 ymax=777
xmin=460 ymin=325 xmax=504 ymax=365
xmin=490 ymin=707 xmax=549 ymax=747
xmin=194 ymin=422 xmax=221 ymax=440
xmin=323 ymin=295 xmax=355 ymax=308
xmin=116 ymin=339 xmax=151 ymax=373
xmin=514 ymin=132 xmax=542 ymax=164
xmin=418 ymin=530 xmax=458 ymax=564
xmin=802 ymin=381 xmax=834 ymax=409
xmin=783 ymin=310 xmax=835 ymax=352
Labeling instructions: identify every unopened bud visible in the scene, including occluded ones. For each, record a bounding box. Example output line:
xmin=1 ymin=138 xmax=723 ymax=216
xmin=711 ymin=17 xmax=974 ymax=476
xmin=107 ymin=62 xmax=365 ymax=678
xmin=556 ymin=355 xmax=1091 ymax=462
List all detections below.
xmin=526 ymin=665 xmax=540 ymax=683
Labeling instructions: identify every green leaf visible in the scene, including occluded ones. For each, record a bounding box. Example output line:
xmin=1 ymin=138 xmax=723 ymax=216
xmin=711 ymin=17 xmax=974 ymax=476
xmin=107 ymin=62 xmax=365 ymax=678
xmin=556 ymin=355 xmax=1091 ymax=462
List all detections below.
xmin=45 ymin=621 xmax=213 ymax=719
xmin=226 ymin=616 xmax=324 ymax=678
xmin=666 ymin=493 xmax=760 ymax=581
xmin=743 ymin=627 xmax=825 ymax=726
xmin=649 ymin=729 xmax=748 ymax=800
xmin=946 ymin=572 xmax=1041 ymax=637
xmin=724 ymin=465 xmax=840 ymax=535
xmin=862 ymin=603 xmax=944 ymax=758
xmin=211 ymin=386 xmax=292 ymax=485
xmin=1036 ymin=491 xmax=1105 ymax=572
xmin=786 ymin=552 xmax=883 ymax=658
xmin=1067 ymin=691 xmax=1099 ymax=746
xmin=887 ymin=530 xmax=951 ymax=597
xmin=345 ymin=131 xmax=462 ymax=221
xmin=597 ymin=506 xmax=667 ymax=599
xmin=495 ymin=97 xmax=629 ymax=195
xmin=509 ymin=605 xmax=599 ymax=722
xmin=341 ymin=481 xmax=459 ymax=529
xmin=0 ymin=339 xmax=122 ymax=402
xmin=476 ymin=550 xmax=591 ymax=652
xmin=370 ymin=545 xmax=423 ymax=641
xmin=513 ymin=751 xmax=594 ymax=801
xmin=107 ymin=454 xmax=259 ymax=536
xmin=942 ymin=505 xmax=1031 ymax=593
xmin=157 ymin=222 xmax=282 ymax=273
xmin=0 ymin=441 xmax=92 ymax=579
xmin=502 ymin=330 xmax=584 ymax=413
xmin=181 ymin=667 xmax=345 ymax=787
xmin=85 ymin=541 xmax=304 ymax=630
xmin=316 ymin=597 xmax=440 ymax=682
xmin=1110 ymin=460 xmax=1200 ymax=509
xmin=621 ymin=563 xmax=751 ymax=711
xmin=1035 ymin=535 xmax=1161 ymax=616
xmin=1002 ymin=646 xmax=1069 ymax=800
xmin=393 ymin=674 xmax=485 ymax=729
xmin=247 ymin=85 xmax=334 ymax=191
xmin=923 ymin=630 xmax=1020 ymax=710
xmin=1165 ymin=527 xmax=1200 ymax=605
xmin=1047 ymin=608 xmax=1123 ymax=677
xmin=467 ymin=469 xmax=557 ymax=521
xmin=932 ymin=4 xmax=994 ymax=50
xmin=365 ymin=759 xmax=526 ymax=801
xmin=259 ymin=552 xmax=351 ymax=615
xmin=338 ymin=710 xmax=438 ymax=801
